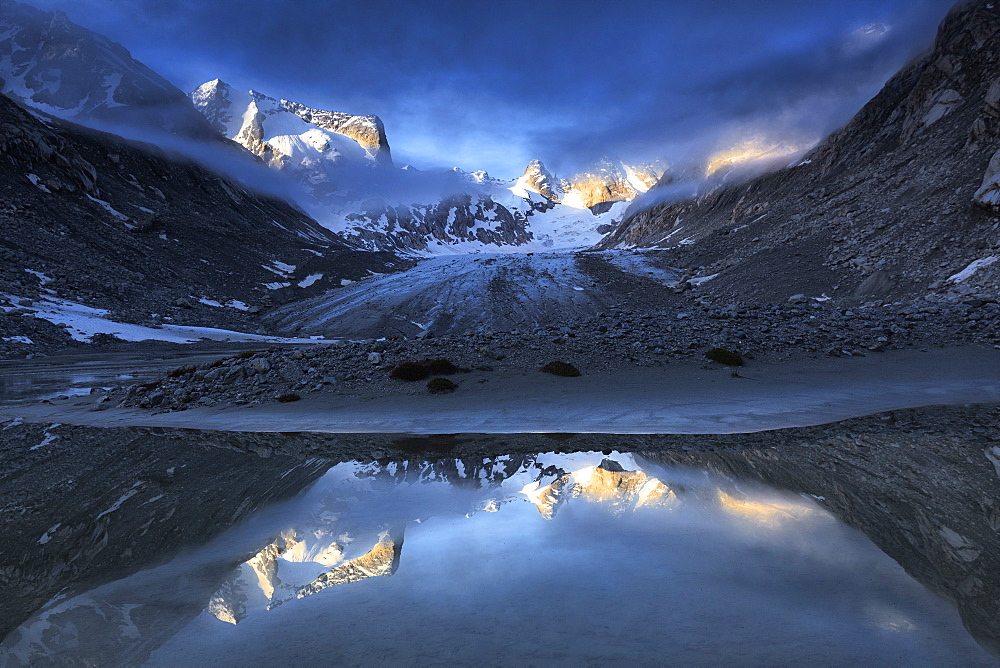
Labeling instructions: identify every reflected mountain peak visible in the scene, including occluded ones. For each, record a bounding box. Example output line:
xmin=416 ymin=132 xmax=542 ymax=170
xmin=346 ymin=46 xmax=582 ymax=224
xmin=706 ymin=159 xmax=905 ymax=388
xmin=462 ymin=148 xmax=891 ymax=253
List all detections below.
xmin=4 ymin=420 xmax=999 ymax=664
xmin=522 ymin=456 xmax=679 ymax=519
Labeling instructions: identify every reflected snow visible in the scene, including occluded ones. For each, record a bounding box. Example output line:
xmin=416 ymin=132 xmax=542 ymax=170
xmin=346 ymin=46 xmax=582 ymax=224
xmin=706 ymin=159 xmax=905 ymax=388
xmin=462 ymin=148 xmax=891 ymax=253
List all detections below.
xmin=2 ymin=451 xmax=992 ymax=666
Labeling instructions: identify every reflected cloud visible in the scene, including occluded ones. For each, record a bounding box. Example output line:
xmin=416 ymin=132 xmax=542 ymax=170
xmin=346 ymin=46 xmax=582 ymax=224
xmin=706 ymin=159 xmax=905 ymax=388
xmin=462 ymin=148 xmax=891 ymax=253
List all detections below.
xmin=716 ymin=490 xmax=822 ymax=528
xmin=3 ymin=449 xmax=991 ymax=666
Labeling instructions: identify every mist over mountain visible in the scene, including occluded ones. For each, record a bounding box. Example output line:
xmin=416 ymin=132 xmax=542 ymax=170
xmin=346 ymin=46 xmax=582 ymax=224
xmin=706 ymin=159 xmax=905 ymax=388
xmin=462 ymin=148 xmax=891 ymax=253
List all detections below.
xmin=0 ymin=0 xmax=997 ymax=350
xmin=0 ymin=0 xmax=218 ymax=140
xmin=19 ymin=0 xmax=954 ymax=176
xmin=3 ymin=3 xmax=1000 ymax=664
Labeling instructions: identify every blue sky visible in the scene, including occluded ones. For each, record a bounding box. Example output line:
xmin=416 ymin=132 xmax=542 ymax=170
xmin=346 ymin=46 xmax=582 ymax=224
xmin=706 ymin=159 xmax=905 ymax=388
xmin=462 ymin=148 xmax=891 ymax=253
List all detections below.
xmin=32 ymin=0 xmax=953 ymax=177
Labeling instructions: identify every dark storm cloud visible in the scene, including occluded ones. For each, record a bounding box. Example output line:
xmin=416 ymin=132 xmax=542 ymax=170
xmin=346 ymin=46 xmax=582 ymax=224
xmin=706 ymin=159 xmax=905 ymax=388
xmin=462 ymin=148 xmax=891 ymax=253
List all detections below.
xmin=29 ymin=0 xmax=955 ymax=176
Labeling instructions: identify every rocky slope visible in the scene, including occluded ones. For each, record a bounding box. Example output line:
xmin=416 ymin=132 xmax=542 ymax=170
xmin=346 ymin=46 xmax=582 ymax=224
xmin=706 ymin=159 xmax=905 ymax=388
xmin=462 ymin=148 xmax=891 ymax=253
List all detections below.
xmin=0 ymin=90 xmax=400 ymax=357
xmin=0 ymin=0 xmax=219 ymax=140
xmin=599 ymin=0 xmax=1000 ymax=305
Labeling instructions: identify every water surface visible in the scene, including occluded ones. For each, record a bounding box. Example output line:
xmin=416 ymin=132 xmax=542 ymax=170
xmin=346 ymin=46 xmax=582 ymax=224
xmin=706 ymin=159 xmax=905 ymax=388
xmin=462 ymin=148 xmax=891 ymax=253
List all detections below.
xmin=3 ymin=450 xmax=994 ymax=666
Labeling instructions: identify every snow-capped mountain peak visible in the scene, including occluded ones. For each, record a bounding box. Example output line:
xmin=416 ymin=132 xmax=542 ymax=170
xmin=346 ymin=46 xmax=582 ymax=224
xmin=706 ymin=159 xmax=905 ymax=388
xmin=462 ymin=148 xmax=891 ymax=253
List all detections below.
xmin=510 ymin=157 xmax=666 ymax=212
xmin=561 ymin=157 xmax=666 ymax=210
xmin=190 ymin=79 xmax=392 ymax=167
xmin=187 ymin=78 xmax=664 ymax=255
xmin=511 ymin=159 xmax=565 ymax=203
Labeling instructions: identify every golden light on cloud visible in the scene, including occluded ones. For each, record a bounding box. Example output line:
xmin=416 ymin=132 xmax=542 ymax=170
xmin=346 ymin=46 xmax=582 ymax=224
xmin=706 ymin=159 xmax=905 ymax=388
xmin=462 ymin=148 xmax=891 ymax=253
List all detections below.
xmin=717 ymin=490 xmax=820 ymax=527
xmin=705 ymin=138 xmax=811 ymax=177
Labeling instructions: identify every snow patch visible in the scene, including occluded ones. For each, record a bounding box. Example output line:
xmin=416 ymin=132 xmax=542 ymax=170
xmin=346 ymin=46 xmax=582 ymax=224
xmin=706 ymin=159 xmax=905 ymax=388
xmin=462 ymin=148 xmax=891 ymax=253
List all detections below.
xmin=987 ymin=446 xmax=1000 ymax=479
xmin=25 ymin=269 xmax=53 ymax=284
xmin=948 ymin=256 xmax=998 ymax=283
xmin=30 ymin=432 xmax=58 ymax=450
xmin=298 ymin=273 xmax=323 ymax=288
xmin=96 ymin=482 xmax=144 ymax=521
xmin=0 ymin=294 xmax=331 ymax=344
xmin=37 ymin=523 xmax=62 ymax=545
xmin=85 ymin=195 xmax=131 ymax=226
xmin=26 ymin=173 xmax=50 ymax=193
xmin=689 ymin=273 xmax=720 ymax=286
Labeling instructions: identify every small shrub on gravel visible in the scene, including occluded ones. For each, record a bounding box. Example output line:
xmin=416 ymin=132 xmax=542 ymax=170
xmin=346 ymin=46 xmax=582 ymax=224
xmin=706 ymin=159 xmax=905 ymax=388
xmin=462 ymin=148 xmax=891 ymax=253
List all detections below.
xmin=705 ymin=348 xmax=744 ymax=366
xmin=390 ymin=361 xmax=432 ymax=381
xmin=427 ymin=377 xmax=457 ymax=394
xmin=541 ymin=361 xmax=581 ymax=377
xmin=277 ymin=392 xmax=302 ymax=402
xmin=425 ymin=358 xmax=467 ymax=374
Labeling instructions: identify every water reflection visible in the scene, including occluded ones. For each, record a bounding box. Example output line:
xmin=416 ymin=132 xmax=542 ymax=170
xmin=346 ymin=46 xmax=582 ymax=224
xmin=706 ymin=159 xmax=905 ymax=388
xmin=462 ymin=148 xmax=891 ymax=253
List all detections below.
xmin=3 ymin=451 xmax=994 ymax=666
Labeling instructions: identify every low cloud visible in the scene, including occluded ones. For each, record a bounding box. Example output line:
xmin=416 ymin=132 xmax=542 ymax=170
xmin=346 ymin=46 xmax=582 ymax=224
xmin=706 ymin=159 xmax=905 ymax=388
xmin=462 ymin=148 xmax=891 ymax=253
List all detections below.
xmin=32 ymin=0 xmax=954 ymax=180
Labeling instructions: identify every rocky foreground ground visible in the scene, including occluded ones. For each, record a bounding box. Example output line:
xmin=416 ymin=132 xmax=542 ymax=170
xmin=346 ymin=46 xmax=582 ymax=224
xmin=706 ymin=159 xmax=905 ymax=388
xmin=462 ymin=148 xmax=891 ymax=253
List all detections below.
xmin=102 ymin=293 xmax=1000 ymax=412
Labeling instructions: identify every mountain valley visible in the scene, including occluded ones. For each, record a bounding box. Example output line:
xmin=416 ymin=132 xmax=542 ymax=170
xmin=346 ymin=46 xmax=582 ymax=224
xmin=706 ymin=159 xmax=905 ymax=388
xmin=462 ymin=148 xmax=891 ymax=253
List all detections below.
xmin=2 ymin=1 xmax=1000 ymax=662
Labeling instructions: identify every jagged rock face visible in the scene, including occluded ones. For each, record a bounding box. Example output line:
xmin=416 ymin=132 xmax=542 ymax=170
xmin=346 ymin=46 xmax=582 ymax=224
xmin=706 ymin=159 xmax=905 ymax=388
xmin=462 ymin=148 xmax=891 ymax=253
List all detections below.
xmin=515 ymin=157 xmax=666 ymax=210
xmin=523 ymin=458 xmax=678 ymax=519
xmin=601 ymin=0 xmax=1000 ymax=303
xmin=280 ymin=97 xmax=392 ymax=166
xmin=190 ymin=79 xmax=392 ymax=173
xmin=208 ymin=526 xmax=404 ymax=625
xmin=0 ymin=0 xmax=219 ymax=140
xmin=337 ymin=193 xmax=535 ymax=252
xmin=518 ymin=158 xmax=564 ymax=202
xmin=0 ymin=90 xmax=399 ymax=339
xmin=562 ymin=158 xmax=665 ymax=210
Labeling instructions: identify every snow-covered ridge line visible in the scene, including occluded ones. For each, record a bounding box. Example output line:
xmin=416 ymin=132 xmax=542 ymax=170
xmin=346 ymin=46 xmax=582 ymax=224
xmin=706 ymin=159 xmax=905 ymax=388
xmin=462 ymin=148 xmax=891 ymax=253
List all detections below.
xmin=189 ymin=79 xmax=664 ymax=255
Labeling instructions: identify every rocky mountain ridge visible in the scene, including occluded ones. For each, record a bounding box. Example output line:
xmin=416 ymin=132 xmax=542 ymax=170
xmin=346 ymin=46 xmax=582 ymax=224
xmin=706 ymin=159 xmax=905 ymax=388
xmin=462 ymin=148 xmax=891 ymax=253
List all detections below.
xmin=190 ymin=79 xmax=392 ymax=169
xmin=0 ymin=90 xmax=399 ymax=356
xmin=0 ymin=0 xmax=664 ymax=258
xmin=188 ymin=80 xmax=664 ymax=254
xmin=0 ymin=0 xmax=219 ymax=141
xmin=600 ymin=0 xmax=1000 ymax=305
xmin=514 ymin=157 xmax=665 ymax=211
